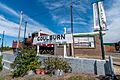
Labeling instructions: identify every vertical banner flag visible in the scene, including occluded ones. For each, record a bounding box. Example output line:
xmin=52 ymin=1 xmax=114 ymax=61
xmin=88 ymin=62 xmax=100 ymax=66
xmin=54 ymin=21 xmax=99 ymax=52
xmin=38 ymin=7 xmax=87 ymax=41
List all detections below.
xmin=93 ymin=3 xmax=99 ymax=31
xmin=93 ymin=1 xmax=107 ymax=31
xmin=98 ymin=1 xmax=107 ymax=31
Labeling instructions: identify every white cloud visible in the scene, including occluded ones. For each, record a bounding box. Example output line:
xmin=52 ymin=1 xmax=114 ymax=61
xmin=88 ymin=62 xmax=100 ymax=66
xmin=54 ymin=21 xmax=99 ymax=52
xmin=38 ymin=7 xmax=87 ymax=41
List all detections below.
xmin=0 ymin=2 xmax=19 ymax=17
xmin=40 ymin=0 xmax=88 ymax=27
xmin=0 ymin=15 xmax=21 ymax=37
xmin=23 ymin=15 xmax=54 ymax=35
xmin=103 ymin=0 xmax=120 ymax=43
xmin=44 ymin=1 xmax=64 ymax=10
xmin=0 ymin=2 xmax=54 ymax=37
xmin=59 ymin=19 xmax=87 ymax=25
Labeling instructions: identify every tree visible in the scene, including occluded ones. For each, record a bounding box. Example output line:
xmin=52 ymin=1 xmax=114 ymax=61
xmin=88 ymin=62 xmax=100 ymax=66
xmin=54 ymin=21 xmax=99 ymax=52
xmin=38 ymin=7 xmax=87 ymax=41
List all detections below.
xmin=11 ymin=48 xmax=41 ymax=77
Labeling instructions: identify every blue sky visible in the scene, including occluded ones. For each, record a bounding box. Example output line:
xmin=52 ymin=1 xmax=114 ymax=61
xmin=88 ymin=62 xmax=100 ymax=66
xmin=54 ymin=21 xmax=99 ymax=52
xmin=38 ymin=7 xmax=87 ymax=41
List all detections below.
xmin=0 ymin=0 xmax=119 ymax=47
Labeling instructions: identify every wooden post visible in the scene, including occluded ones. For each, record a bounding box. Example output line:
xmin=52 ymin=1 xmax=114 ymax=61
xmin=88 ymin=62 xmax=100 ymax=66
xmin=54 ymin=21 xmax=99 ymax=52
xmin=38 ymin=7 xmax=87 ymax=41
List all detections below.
xmin=64 ymin=27 xmax=67 ymax=57
xmin=37 ymin=45 xmax=39 ymax=56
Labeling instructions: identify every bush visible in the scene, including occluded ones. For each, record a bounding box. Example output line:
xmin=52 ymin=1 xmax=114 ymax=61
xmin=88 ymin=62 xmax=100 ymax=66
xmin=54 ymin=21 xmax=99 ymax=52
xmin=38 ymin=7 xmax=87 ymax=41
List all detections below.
xmin=43 ymin=57 xmax=71 ymax=74
xmin=0 ymin=55 xmax=3 ymax=71
xmin=11 ymin=48 xmax=41 ymax=77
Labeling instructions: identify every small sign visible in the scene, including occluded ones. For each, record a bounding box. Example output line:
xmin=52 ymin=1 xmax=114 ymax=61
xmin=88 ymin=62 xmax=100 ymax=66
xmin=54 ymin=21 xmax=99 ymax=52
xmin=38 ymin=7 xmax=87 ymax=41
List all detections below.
xmin=74 ymin=36 xmax=95 ymax=48
xmin=33 ymin=34 xmax=73 ymax=44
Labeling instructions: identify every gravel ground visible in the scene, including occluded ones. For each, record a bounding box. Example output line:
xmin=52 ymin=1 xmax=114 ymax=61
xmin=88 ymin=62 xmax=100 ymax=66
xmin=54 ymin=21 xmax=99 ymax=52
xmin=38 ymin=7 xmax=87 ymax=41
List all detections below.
xmin=0 ymin=69 xmax=99 ymax=80
xmin=114 ymin=65 xmax=120 ymax=75
xmin=0 ymin=68 xmax=120 ymax=80
xmin=0 ymin=68 xmax=11 ymax=77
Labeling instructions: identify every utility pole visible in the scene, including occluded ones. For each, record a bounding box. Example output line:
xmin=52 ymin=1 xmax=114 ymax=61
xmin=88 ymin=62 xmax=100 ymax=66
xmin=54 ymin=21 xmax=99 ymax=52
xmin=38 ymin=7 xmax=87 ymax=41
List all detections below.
xmin=70 ymin=0 xmax=74 ymax=57
xmin=5 ymin=41 xmax=7 ymax=47
xmin=23 ymin=21 xmax=27 ymax=47
xmin=24 ymin=21 xmax=27 ymax=40
xmin=17 ymin=11 xmax=23 ymax=49
xmin=96 ymin=0 xmax=105 ymax=60
xmin=1 ymin=31 xmax=5 ymax=52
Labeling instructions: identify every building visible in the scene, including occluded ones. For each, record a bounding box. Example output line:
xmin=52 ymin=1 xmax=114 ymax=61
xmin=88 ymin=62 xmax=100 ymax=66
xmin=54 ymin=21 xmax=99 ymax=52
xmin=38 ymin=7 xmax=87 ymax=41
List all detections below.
xmin=12 ymin=40 xmax=23 ymax=49
xmin=12 ymin=30 xmax=107 ymax=58
xmin=104 ymin=43 xmax=116 ymax=53
xmin=33 ymin=31 xmax=106 ymax=58
xmin=54 ymin=32 xmax=103 ymax=57
xmin=12 ymin=30 xmax=54 ymax=55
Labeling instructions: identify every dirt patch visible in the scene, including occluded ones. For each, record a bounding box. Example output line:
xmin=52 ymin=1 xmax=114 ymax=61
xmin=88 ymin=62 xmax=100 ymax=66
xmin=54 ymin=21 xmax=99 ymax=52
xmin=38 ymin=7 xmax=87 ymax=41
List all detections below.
xmin=114 ymin=65 xmax=120 ymax=75
xmin=0 ymin=69 xmax=99 ymax=80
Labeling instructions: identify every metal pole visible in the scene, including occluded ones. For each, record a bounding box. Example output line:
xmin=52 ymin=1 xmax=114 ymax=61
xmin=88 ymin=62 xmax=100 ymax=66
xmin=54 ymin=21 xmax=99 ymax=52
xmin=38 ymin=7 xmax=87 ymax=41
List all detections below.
xmin=1 ymin=31 xmax=5 ymax=52
xmin=17 ymin=11 xmax=23 ymax=49
xmin=23 ymin=21 xmax=27 ymax=47
xmin=96 ymin=0 xmax=105 ymax=60
xmin=70 ymin=0 xmax=74 ymax=57
xmin=24 ymin=21 xmax=27 ymax=40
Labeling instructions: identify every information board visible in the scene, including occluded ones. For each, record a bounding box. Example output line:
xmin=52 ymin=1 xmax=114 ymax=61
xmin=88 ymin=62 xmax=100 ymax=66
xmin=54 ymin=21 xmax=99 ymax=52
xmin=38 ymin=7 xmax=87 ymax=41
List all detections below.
xmin=74 ymin=36 xmax=95 ymax=48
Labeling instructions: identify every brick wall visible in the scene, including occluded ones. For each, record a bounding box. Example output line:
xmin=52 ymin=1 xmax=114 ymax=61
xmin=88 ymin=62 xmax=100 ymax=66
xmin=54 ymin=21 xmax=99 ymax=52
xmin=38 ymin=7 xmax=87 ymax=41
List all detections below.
xmin=74 ymin=35 xmax=102 ymax=56
xmin=104 ymin=46 xmax=115 ymax=53
xmin=55 ymin=35 xmax=102 ymax=57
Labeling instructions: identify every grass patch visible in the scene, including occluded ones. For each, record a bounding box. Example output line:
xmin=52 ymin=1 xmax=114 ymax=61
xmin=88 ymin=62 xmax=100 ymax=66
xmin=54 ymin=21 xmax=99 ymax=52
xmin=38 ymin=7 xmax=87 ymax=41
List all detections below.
xmin=66 ymin=75 xmax=96 ymax=80
xmin=27 ymin=76 xmax=47 ymax=80
xmin=0 ymin=76 xmax=4 ymax=80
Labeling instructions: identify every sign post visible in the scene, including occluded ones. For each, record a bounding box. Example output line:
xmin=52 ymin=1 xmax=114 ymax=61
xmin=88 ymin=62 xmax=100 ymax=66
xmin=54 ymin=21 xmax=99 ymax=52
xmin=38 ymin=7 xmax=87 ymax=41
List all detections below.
xmin=93 ymin=0 xmax=105 ymax=59
xmin=33 ymin=34 xmax=73 ymax=56
xmin=64 ymin=27 xmax=67 ymax=57
xmin=37 ymin=45 xmax=39 ymax=56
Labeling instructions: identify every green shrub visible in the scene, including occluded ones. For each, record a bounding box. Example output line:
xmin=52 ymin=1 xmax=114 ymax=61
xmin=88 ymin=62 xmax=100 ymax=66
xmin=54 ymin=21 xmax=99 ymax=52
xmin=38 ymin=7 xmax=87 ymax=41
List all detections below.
xmin=43 ymin=57 xmax=71 ymax=74
xmin=11 ymin=48 xmax=41 ymax=77
xmin=0 ymin=55 xmax=3 ymax=71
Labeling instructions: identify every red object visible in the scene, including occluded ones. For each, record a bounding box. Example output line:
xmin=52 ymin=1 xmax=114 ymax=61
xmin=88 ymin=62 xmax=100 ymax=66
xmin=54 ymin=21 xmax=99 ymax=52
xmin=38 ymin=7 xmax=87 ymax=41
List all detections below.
xmin=36 ymin=70 xmax=41 ymax=74
xmin=40 ymin=70 xmax=45 ymax=75
xmin=12 ymin=40 xmax=22 ymax=49
xmin=36 ymin=70 xmax=45 ymax=75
